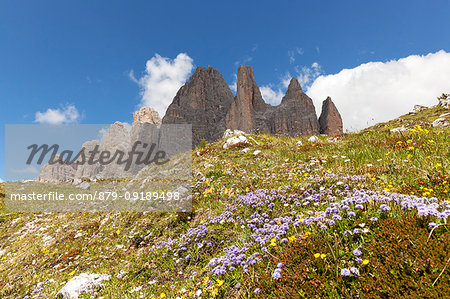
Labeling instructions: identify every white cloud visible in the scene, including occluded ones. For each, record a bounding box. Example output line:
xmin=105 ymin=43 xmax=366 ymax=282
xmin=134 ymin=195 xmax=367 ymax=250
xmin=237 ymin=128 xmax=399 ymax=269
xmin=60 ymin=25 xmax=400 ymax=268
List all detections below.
xmin=260 ymin=85 xmax=285 ymax=105
xmin=234 ymin=55 xmax=253 ymax=67
xmin=0 ymin=178 xmax=4 ymax=183
xmin=35 ymin=105 xmax=80 ymax=124
xmin=307 ymin=51 xmax=450 ymax=131
xmin=258 ymin=64 xmax=322 ymax=106
xmin=295 ymin=62 xmax=323 ymax=88
xmin=229 ymin=74 xmax=237 ymax=94
xmin=131 ymin=53 xmax=194 ymax=117
xmin=288 ymin=48 xmax=304 ymax=64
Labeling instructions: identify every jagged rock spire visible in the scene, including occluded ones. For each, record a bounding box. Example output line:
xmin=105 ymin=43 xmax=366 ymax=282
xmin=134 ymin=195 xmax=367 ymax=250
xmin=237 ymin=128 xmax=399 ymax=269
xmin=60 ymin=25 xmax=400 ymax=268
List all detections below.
xmin=162 ymin=65 xmax=234 ymax=146
xmin=318 ymin=96 xmax=343 ymax=135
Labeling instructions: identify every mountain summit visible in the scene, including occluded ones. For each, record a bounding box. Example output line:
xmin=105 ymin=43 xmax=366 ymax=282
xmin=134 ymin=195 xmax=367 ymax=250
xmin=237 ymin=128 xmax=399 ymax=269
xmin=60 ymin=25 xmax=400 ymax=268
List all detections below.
xmin=161 ymin=65 xmax=343 ymax=146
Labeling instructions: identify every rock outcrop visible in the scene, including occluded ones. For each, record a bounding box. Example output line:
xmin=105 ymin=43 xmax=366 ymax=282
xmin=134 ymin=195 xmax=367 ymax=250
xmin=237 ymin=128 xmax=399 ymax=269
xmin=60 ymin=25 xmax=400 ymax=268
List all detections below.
xmin=57 ymin=273 xmax=111 ymax=299
xmin=133 ymin=107 xmax=162 ymax=126
xmin=97 ymin=122 xmax=132 ymax=179
xmin=318 ymin=97 xmax=343 ymax=136
xmin=266 ymin=78 xmax=320 ymax=136
xmin=226 ymin=67 xmax=319 ymax=136
xmin=35 ymin=109 xmax=187 ymax=182
xmin=439 ymin=95 xmax=450 ymax=109
xmin=162 ymin=66 xmax=234 ymax=146
xmin=161 ymin=64 xmax=342 ymax=145
xmin=226 ymin=65 xmax=270 ymax=133
xmin=36 ymin=155 xmax=77 ymax=183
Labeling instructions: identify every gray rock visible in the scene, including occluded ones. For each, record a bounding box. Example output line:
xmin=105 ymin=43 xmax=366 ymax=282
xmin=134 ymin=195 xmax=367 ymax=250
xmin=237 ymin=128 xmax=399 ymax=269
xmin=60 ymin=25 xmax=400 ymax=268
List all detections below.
xmin=35 ymin=155 xmax=77 ymax=183
xmin=223 ymin=129 xmax=246 ymax=139
xmin=411 ymin=105 xmax=427 ymax=113
xmin=103 ymin=121 xmax=130 ymax=150
xmin=390 ymin=126 xmax=408 ymax=133
xmin=97 ymin=122 xmax=132 ymax=179
xmin=223 ymin=135 xmax=249 ymax=149
xmin=74 ymin=140 xmax=103 ymax=180
xmin=57 ymin=273 xmax=110 ymax=299
xmin=438 ymin=96 xmax=450 ymax=109
xmin=432 ymin=117 xmax=449 ymax=127
xmin=308 ymin=135 xmax=319 ymax=143
xmin=77 ymin=182 xmax=90 ymax=190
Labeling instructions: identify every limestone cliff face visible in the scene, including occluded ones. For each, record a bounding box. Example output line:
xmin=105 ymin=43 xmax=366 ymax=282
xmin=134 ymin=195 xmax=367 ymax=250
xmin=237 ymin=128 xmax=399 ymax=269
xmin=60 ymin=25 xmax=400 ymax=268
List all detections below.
xmin=162 ymin=66 xmax=234 ymax=146
xmin=266 ymin=78 xmax=320 ymax=136
xmin=226 ymin=67 xmax=319 ymax=136
xmin=318 ymin=96 xmax=343 ymax=136
xmin=226 ymin=65 xmax=270 ymax=133
xmin=133 ymin=107 xmax=162 ymax=126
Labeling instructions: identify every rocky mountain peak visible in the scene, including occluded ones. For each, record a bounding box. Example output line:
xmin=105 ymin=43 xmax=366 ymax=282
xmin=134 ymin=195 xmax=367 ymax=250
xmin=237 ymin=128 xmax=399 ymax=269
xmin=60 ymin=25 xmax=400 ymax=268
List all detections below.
xmin=133 ymin=107 xmax=162 ymax=126
xmin=162 ymin=64 xmax=234 ymax=146
xmin=319 ymin=96 xmax=343 ymax=136
xmin=226 ymin=65 xmax=269 ymax=133
xmin=286 ymin=77 xmax=303 ymax=94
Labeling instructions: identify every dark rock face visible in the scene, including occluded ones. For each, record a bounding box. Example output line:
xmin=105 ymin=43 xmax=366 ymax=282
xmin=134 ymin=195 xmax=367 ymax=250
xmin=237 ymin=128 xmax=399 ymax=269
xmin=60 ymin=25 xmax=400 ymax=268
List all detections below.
xmin=226 ymin=67 xmax=319 ymax=136
xmin=161 ymin=64 xmax=342 ymax=144
xmin=318 ymin=97 xmax=343 ymax=136
xmin=226 ymin=65 xmax=270 ymax=133
xmin=162 ymin=66 xmax=234 ymax=146
xmin=266 ymin=78 xmax=320 ymax=136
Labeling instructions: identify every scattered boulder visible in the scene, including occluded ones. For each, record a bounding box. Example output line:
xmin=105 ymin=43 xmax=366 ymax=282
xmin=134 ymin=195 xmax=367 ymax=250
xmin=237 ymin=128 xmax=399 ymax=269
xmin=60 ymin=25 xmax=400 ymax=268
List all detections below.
xmin=223 ymin=129 xmax=246 ymax=139
xmin=390 ymin=126 xmax=408 ymax=133
xmin=308 ymin=136 xmax=319 ymax=143
xmin=57 ymin=273 xmax=111 ymax=299
xmin=438 ymin=96 xmax=450 ymax=109
xmin=223 ymin=135 xmax=249 ymax=149
xmin=432 ymin=118 xmax=449 ymax=127
xmin=318 ymin=97 xmax=343 ymax=136
xmin=411 ymin=105 xmax=428 ymax=114
xmin=296 ymin=140 xmax=303 ymax=146
xmin=76 ymin=182 xmax=90 ymax=190
xmin=253 ymin=150 xmax=262 ymax=156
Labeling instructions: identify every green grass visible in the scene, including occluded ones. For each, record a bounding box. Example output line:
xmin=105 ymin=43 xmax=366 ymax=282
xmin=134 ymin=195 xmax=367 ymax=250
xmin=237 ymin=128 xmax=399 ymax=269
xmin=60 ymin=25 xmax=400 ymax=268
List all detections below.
xmin=0 ymin=103 xmax=448 ymax=298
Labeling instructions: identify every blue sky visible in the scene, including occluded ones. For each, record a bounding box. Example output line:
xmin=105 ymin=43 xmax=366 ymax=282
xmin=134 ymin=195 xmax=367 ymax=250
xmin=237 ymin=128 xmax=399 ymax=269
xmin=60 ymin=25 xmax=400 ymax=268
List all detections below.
xmin=1 ymin=0 xmax=450 ymax=180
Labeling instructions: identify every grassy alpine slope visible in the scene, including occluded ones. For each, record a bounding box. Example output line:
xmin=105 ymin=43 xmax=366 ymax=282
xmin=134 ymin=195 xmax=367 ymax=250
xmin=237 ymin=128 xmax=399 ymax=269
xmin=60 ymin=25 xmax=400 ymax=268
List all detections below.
xmin=0 ymin=100 xmax=449 ymax=298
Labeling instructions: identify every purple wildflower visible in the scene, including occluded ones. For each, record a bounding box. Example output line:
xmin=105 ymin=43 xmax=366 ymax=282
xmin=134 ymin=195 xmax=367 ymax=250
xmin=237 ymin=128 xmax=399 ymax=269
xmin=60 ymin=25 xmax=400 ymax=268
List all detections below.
xmin=380 ymin=204 xmax=391 ymax=212
xmin=272 ymin=268 xmax=282 ymax=280
xmin=350 ymin=267 xmax=360 ymax=277
xmin=353 ymin=248 xmax=362 ymax=256
xmin=341 ymin=268 xmax=351 ymax=277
